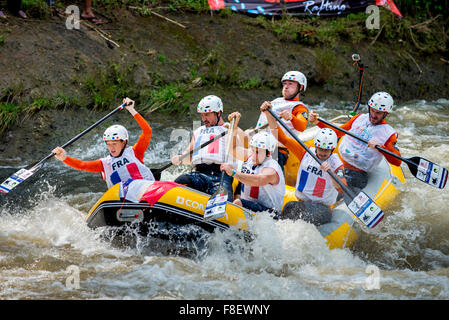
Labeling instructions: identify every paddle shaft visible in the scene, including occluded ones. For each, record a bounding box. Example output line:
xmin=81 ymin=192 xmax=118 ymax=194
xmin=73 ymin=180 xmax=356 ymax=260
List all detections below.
xmin=153 ymin=121 xmax=267 ymax=176
xmin=203 ymin=118 xmax=237 ymax=220
xmin=267 ymin=108 xmax=356 ymax=198
xmin=316 ymin=116 xmax=416 ymax=167
xmin=317 ymin=116 xmax=447 ymax=189
xmin=0 ymin=103 xmax=128 ymax=194
xmin=38 ymin=103 xmax=127 ymax=165
xmin=154 ymin=129 xmax=228 ymax=175
xmin=351 ymin=58 xmax=365 ymax=114
xmin=218 ymin=118 xmax=236 ymax=186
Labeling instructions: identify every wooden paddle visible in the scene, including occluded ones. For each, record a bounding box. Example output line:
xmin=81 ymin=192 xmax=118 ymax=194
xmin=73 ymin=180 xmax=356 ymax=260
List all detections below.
xmin=315 ymin=116 xmax=448 ymax=190
xmin=203 ymin=118 xmax=236 ymax=221
xmin=0 ymin=103 xmax=129 ymax=194
xmin=267 ymin=107 xmax=385 ymax=229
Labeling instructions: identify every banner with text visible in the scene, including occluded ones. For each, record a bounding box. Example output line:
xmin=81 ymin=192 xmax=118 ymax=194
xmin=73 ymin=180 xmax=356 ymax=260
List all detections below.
xmin=208 ymin=0 xmax=402 ymax=17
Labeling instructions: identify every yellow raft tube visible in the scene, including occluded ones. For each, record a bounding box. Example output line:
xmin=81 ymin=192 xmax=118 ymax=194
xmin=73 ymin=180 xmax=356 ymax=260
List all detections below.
xmin=281 ymin=123 xmax=406 ymax=249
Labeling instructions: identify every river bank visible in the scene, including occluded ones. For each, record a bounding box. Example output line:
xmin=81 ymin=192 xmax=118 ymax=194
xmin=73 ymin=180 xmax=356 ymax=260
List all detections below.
xmin=0 ymin=1 xmax=448 ymax=140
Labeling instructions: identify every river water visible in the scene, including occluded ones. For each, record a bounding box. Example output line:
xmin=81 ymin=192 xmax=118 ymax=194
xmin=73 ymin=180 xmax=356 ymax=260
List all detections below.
xmin=0 ymin=98 xmax=448 ymax=300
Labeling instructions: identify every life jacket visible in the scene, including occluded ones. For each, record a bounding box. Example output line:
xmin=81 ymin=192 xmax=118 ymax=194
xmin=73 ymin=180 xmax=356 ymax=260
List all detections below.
xmin=191 ymin=124 xmax=228 ymax=165
xmin=295 ymin=147 xmax=343 ymax=206
xmin=240 ymin=156 xmax=286 ymax=211
xmin=255 ymin=98 xmax=308 ymax=147
xmin=338 ymin=113 xmax=397 ymax=172
xmin=101 ymin=146 xmax=154 ymax=188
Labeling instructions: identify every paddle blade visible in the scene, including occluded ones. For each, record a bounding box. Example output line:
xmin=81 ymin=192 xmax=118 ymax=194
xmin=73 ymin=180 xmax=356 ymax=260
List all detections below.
xmin=408 ymin=156 xmax=448 ymax=189
xmin=204 ymin=187 xmax=228 ymax=221
xmin=0 ymin=161 xmax=44 ymax=194
xmin=345 ymin=191 xmax=384 ymax=228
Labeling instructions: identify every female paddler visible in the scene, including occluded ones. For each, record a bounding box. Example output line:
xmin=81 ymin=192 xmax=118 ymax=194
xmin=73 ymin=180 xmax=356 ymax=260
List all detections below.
xmin=52 ymin=97 xmax=155 ymax=188
xmin=220 ymin=112 xmax=286 ymax=214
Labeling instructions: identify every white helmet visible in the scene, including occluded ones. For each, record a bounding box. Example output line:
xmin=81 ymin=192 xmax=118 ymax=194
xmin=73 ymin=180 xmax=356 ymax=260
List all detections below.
xmin=314 ymin=128 xmax=337 ymax=150
xmin=103 ymin=125 xmax=129 ymax=141
xmin=281 ymin=71 xmax=307 ymax=92
xmin=197 ymin=95 xmax=223 ymax=113
xmin=250 ymin=132 xmax=277 ymax=153
xmin=368 ymin=92 xmax=394 ymax=113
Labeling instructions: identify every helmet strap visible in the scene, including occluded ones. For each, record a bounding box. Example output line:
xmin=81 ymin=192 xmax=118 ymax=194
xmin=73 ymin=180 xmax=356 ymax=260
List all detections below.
xmin=214 ymin=111 xmax=222 ymax=127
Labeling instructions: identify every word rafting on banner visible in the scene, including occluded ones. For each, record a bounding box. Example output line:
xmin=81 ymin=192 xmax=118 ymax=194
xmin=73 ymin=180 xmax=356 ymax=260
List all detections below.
xmin=208 ymin=0 xmax=402 ymax=17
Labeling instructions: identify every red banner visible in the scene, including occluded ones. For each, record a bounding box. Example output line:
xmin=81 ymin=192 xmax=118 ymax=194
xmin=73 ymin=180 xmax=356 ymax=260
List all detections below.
xmin=141 ymin=181 xmax=182 ymax=206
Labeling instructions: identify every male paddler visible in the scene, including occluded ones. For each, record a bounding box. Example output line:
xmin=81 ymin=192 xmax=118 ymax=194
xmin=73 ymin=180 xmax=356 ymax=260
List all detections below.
xmin=261 ymin=103 xmax=347 ymax=226
xmin=250 ymin=71 xmax=309 ymax=172
xmin=171 ymin=95 xmax=242 ymax=201
xmin=309 ymin=91 xmax=402 ymax=191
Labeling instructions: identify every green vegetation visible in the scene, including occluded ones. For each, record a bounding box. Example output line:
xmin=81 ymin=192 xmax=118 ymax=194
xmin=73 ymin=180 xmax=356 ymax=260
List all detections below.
xmin=142 ymin=83 xmax=190 ymax=113
xmin=94 ymin=0 xmax=210 ymax=12
xmin=0 ymin=0 xmax=447 ymax=135
xmin=247 ymin=9 xmax=447 ymax=54
xmin=395 ymin=0 xmax=448 ymax=18
xmin=315 ymin=49 xmax=340 ymax=85
xmin=0 ymin=84 xmax=80 ymax=134
xmin=21 ymin=0 xmax=51 ymax=18
xmin=0 ymin=103 xmax=22 ymax=134
xmin=81 ymin=62 xmax=138 ymax=110
xmin=75 ymin=61 xmax=192 ymax=115
xmin=17 ymin=0 xmax=447 ymax=54
xmin=19 ymin=0 xmax=210 ymax=18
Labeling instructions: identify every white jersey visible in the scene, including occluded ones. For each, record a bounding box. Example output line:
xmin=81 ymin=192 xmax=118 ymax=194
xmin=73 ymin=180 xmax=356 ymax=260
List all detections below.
xmin=191 ymin=124 xmax=228 ymax=165
xmin=255 ymin=98 xmax=308 ymax=146
xmin=240 ymin=156 xmax=285 ymax=211
xmin=338 ymin=113 xmax=397 ymax=172
xmin=101 ymin=146 xmax=155 ymax=189
xmin=295 ymin=147 xmax=343 ymax=206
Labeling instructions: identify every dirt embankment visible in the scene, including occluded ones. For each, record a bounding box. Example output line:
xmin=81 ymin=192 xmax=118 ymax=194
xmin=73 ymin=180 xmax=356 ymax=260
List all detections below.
xmin=0 ymin=6 xmax=448 ymax=158
xmin=2 ymin=7 xmax=448 ymax=103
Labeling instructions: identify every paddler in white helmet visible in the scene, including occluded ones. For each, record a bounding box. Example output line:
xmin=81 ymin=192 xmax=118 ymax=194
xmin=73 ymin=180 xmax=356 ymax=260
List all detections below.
xmin=250 ymin=70 xmax=309 ymax=172
xmin=309 ymin=91 xmax=402 ymax=191
xmin=262 ymin=102 xmax=347 ymax=226
xmin=52 ymin=97 xmax=155 ymax=188
xmin=171 ymin=95 xmax=243 ymax=202
xmin=220 ymin=112 xmax=285 ymax=213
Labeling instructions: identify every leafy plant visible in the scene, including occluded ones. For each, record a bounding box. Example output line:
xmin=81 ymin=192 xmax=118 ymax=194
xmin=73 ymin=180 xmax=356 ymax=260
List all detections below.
xmin=140 ymin=83 xmax=190 ymax=114
xmin=0 ymin=103 xmax=22 ymax=134
xmin=21 ymin=0 xmax=51 ymax=19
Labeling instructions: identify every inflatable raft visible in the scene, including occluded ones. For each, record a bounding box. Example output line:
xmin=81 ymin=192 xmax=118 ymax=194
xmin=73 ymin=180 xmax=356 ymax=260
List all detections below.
xmin=86 ymin=119 xmax=406 ymax=250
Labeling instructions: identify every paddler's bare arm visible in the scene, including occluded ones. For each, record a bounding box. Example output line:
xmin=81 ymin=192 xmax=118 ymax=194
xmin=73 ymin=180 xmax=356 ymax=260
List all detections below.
xmin=171 ymin=138 xmax=194 ymax=165
xmin=228 ymin=111 xmax=249 ymax=162
xmin=220 ymin=164 xmax=278 ymax=187
xmin=321 ymin=162 xmax=347 ymax=195
xmin=260 ymin=101 xmax=279 ymax=137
